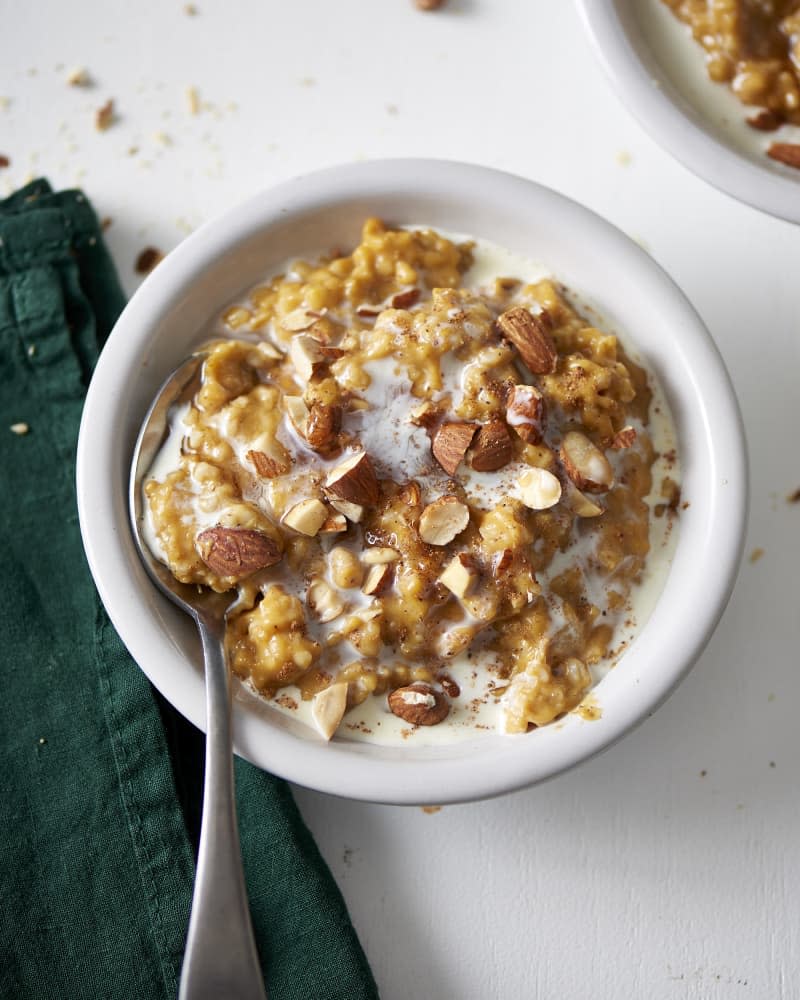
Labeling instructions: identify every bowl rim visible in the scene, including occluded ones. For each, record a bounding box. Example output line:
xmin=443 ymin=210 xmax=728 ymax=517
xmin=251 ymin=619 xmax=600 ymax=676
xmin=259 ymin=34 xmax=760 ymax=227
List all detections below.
xmin=575 ymin=0 xmax=800 ymax=225
xmin=77 ymin=158 xmax=748 ymax=804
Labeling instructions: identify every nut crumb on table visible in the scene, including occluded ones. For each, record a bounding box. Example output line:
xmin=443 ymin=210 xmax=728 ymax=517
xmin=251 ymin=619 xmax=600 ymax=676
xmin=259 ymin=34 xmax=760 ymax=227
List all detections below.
xmin=143 ymin=219 xmax=678 ymax=744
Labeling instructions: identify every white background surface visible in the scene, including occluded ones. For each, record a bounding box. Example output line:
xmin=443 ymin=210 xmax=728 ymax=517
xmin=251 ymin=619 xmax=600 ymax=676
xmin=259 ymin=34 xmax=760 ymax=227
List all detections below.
xmin=3 ymin=1 xmax=799 ymax=997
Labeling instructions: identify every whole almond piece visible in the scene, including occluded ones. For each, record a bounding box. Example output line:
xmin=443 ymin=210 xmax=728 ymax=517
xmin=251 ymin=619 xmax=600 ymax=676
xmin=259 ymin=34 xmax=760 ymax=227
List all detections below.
xmin=247 ymin=449 xmax=289 ymax=478
xmin=470 ymin=419 xmax=513 ymax=472
xmin=306 ymin=402 xmax=342 ymax=451
xmin=505 ymin=384 xmax=545 ymax=444
xmin=560 ymin=431 xmax=614 ymax=493
xmin=418 ymin=495 xmax=470 ymax=546
xmin=325 ymin=451 xmax=380 ymax=506
xmin=767 ymin=142 xmax=800 ymax=169
xmin=432 ymin=421 xmax=477 ymax=476
xmin=496 ymin=306 xmax=557 ymax=374
xmin=196 ymin=526 xmax=282 ymax=579
xmin=388 ymin=682 xmax=449 ymax=726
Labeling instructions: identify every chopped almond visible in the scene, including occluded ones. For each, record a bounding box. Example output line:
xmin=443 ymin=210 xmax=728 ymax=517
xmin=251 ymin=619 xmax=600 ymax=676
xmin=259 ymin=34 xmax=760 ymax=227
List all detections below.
xmin=307 ymin=579 xmax=346 ymax=623
xmin=560 ymin=431 xmax=614 ymax=493
xmin=326 ymin=495 xmax=364 ymax=523
xmin=516 ymin=467 xmax=562 ymax=510
xmin=470 ymin=419 xmax=513 ymax=472
xmin=418 ymin=495 xmax=470 ymax=546
xmin=767 ymin=142 xmax=800 ymax=169
xmin=282 ymin=498 xmax=329 ymax=536
xmin=362 ymin=563 xmax=393 ymax=596
xmin=282 ymin=307 xmax=321 ymax=332
xmin=388 ymin=683 xmax=449 ymax=725
xmin=409 ymin=400 xmax=442 ymax=430
xmin=247 ymin=450 xmax=289 ymax=478
xmin=432 ymin=421 xmax=477 ymax=476
xmin=563 ymin=481 xmax=604 ymax=518
xmin=746 ymin=109 xmax=782 ymax=131
xmin=319 ymin=512 xmax=348 ymax=534
xmin=289 ymin=334 xmax=328 ymax=381
xmin=439 ymin=553 xmax=478 ymax=598
xmin=496 ymin=306 xmax=557 ymax=374
xmin=362 ymin=547 xmax=400 ymax=564
xmin=311 ymin=682 xmax=348 ymax=740
xmin=95 ymin=99 xmax=115 ymax=131
xmin=325 ymin=451 xmax=380 ymax=506
xmin=391 ymin=288 xmax=420 ymax=309
xmin=610 ymin=426 xmax=636 ymax=450
xmin=506 ymin=384 xmax=545 ymax=443
xmin=306 ymin=402 xmax=342 ymax=452
xmin=285 ymin=395 xmax=310 ymax=435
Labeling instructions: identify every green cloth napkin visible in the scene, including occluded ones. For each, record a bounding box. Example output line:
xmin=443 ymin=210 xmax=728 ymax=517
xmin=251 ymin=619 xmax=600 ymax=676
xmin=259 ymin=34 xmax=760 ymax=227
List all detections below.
xmin=0 ymin=180 xmax=379 ymax=1000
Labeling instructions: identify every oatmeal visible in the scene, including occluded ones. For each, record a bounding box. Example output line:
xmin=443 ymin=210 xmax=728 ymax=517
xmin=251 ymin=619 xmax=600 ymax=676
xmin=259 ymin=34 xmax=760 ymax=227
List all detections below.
xmin=661 ymin=0 xmax=800 ymax=164
xmin=143 ymin=219 xmax=679 ymax=744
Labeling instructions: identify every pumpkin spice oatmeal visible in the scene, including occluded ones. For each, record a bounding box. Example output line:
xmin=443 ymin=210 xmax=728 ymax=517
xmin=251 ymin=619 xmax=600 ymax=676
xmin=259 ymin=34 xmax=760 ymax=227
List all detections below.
xmin=143 ymin=219 xmax=679 ymax=745
xmin=660 ymin=0 xmax=800 ymax=165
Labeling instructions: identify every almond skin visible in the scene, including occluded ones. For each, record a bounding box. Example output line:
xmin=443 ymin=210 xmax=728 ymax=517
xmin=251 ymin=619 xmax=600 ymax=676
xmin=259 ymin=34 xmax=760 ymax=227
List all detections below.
xmin=432 ymin=421 xmax=477 ymax=476
xmin=306 ymin=402 xmax=342 ymax=452
xmin=388 ymin=683 xmax=449 ymax=725
xmin=325 ymin=451 xmax=380 ymax=506
xmin=768 ymin=142 xmax=800 ymax=168
xmin=496 ymin=306 xmax=557 ymax=374
xmin=247 ymin=450 xmax=289 ymax=477
xmin=470 ymin=419 xmax=513 ymax=472
xmin=197 ymin=526 xmax=282 ymax=579
xmin=391 ymin=288 xmax=421 ymax=309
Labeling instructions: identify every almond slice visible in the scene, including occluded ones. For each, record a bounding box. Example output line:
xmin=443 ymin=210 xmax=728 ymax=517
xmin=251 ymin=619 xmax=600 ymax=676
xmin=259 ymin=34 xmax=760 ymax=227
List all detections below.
xmin=282 ymin=307 xmax=321 ymax=332
xmin=388 ymin=683 xmax=449 ymax=726
xmin=496 ymin=306 xmax=557 ymax=374
xmin=362 ymin=563 xmax=393 ymax=596
xmin=326 ymin=495 xmax=364 ymax=523
xmin=506 ymin=384 xmax=545 ymax=444
xmin=439 ymin=552 xmax=478 ymax=599
xmin=247 ymin=449 xmax=289 ymax=478
xmin=311 ymin=682 xmax=348 ymax=741
xmin=418 ymin=495 xmax=470 ymax=546
xmin=362 ymin=547 xmax=400 ymax=565
xmin=560 ymin=431 xmax=614 ymax=493
xmin=516 ymin=467 xmax=562 ymax=510
xmin=432 ymin=421 xmax=477 ymax=476
xmin=289 ymin=334 xmax=329 ymax=381
xmin=282 ymin=498 xmax=329 ymax=536
xmin=470 ymin=419 xmax=513 ymax=472
xmin=325 ymin=451 xmax=380 ymax=506
xmin=308 ymin=579 xmax=346 ymax=623
xmin=196 ymin=526 xmax=282 ymax=578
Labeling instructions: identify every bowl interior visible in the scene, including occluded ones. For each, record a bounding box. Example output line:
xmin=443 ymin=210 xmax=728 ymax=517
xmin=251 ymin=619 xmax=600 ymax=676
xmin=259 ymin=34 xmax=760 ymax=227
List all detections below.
xmin=77 ymin=160 xmax=747 ymax=803
xmin=578 ymin=0 xmax=800 ymax=224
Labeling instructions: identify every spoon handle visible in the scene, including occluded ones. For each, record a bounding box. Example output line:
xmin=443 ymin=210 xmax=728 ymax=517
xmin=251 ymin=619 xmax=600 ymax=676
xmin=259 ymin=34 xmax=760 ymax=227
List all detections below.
xmin=178 ymin=616 xmax=267 ymax=1000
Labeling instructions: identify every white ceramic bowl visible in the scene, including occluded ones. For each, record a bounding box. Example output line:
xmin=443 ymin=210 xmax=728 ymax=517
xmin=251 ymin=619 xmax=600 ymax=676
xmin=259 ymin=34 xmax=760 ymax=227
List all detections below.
xmin=77 ymin=159 xmax=747 ymax=805
xmin=577 ymin=0 xmax=800 ymax=224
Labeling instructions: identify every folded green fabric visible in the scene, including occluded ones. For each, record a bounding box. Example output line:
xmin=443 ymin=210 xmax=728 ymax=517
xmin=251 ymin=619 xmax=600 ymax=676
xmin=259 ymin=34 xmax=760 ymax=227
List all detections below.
xmin=0 ymin=180 xmax=379 ymax=1000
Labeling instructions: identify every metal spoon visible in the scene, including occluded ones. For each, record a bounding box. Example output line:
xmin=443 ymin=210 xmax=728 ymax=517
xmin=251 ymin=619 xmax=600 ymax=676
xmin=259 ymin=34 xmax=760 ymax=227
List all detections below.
xmin=129 ymin=354 xmax=268 ymax=1000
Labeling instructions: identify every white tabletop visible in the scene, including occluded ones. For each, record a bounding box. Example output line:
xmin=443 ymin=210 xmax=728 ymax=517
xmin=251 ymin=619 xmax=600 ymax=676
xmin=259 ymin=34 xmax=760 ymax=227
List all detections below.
xmin=5 ymin=1 xmax=799 ymax=996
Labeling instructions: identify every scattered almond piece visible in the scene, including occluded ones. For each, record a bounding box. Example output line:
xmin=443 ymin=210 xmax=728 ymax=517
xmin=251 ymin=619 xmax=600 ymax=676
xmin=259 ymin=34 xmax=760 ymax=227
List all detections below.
xmin=496 ymin=306 xmax=557 ymax=374
xmin=470 ymin=419 xmax=513 ymax=472
xmin=439 ymin=553 xmax=478 ymax=599
xmin=10 ymin=422 xmax=29 ymax=435
xmin=289 ymin=334 xmax=328 ymax=381
xmin=432 ymin=421 xmax=477 ymax=475
xmin=307 ymin=579 xmax=346 ymax=622
xmin=409 ymin=400 xmax=442 ymax=430
xmin=391 ymin=288 xmax=420 ymax=309
xmin=0 ymin=155 xmax=9 ymax=169
xmin=610 ymin=426 xmax=636 ymax=450
xmin=506 ymin=384 xmax=545 ymax=443
xmin=319 ymin=512 xmax=347 ymax=534
xmin=284 ymin=395 xmax=310 ymax=436
xmin=749 ymin=547 xmax=765 ymax=565
xmin=418 ymin=495 xmax=470 ymax=546
xmin=362 ymin=563 xmax=393 ymax=596
xmin=66 ymin=67 xmax=91 ymax=87
xmin=197 ymin=526 xmax=281 ymax=578
xmin=135 ymin=246 xmax=163 ymax=274
xmin=311 ymin=682 xmax=348 ymax=740
xmin=247 ymin=450 xmax=289 ymax=478
xmin=388 ymin=683 xmax=449 ymax=725
xmin=306 ymin=402 xmax=341 ymax=452
xmin=326 ymin=495 xmax=364 ymax=523
xmin=362 ymin=547 xmax=400 ymax=565
xmin=282 ymin=498 xmax=329 ymax=536
xmin=767 ymin=142 xmax=800 ymax=169
xmin=325 ymin=451 xmax=380 ymax=506
xmin=94 ymin=99 xmax=115 ymax=131
xmin=563 ymin=482 xmax=604 ymax=518
xmin=747 ymin=109 xmax=782 ymax=131
xmin=516 ymin=467 xmax=562 ymax=510
xmin=560 ymin=431 xmax=614 ymax=493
